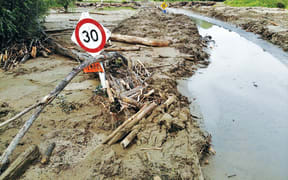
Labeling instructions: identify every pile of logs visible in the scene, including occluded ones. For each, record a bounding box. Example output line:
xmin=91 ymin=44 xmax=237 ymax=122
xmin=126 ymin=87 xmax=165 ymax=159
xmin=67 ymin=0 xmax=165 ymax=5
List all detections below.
xmin=0 ymin=40 xmax=51 ymax=71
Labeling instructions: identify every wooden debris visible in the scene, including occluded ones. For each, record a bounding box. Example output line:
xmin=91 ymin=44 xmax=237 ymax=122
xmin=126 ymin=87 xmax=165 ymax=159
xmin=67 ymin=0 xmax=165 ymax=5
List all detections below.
xmin=102 ymin=103 xmax=149 ymax=144
xmin=0 ymin=145 xmax=39 ymax=180
xmin=122 ymin=96 xmax=142 ymax=108
xmin=110 ymin=34 xmax=171 ymax=47
xmin=105 ymin=46 xmax=141 ymax=52
xmin=41 ymin=142 xmax=56 ymax=165
xmin=107 ymin=102 xmax=157 ymax=145
xmin=0 ymin=51 xmax=123 ymax=173
xmin=106 ymin=80 xmax=115 ymax=103
xmin=140 ymin=147 xmax=163 ymax=151
xmin=120 ymin=128 xmax=139 ymax=148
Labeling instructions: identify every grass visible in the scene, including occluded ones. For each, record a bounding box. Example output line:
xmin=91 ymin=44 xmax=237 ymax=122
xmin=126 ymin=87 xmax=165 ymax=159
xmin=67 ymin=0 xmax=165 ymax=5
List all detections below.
xmin=224 ymin=0 xmax=288 ymax=9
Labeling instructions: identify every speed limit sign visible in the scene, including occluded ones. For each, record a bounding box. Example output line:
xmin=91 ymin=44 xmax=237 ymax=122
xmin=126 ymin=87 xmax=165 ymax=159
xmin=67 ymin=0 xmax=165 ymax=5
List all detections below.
xmin=71 ymin=12 xmax=111 ymax=57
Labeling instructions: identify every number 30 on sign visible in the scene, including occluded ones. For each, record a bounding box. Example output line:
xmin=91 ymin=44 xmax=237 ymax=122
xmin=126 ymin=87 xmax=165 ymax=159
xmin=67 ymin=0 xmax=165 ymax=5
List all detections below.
xmin=71 ymin=12 xmax=111 ymax=57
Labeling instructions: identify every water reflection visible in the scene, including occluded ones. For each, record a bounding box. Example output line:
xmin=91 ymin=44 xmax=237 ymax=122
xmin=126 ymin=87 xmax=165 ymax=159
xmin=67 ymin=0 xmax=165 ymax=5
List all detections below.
xmin=174 ymin=9 xmax=288 ymax=180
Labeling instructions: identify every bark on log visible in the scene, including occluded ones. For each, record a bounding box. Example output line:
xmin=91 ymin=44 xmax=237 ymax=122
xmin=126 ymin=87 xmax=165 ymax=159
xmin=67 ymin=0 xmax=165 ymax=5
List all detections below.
xmin=104 ymin=46 xmax=141 ymax=52
xmin=0 ymin=51 xmax=123 ymax=173
xmin=0 ymin=145 xmax=39 ymax=180
xmin=110 ymin=34 xmax=171 ymax=47
xmin=107 ymin=102 xmax=157 ymax=145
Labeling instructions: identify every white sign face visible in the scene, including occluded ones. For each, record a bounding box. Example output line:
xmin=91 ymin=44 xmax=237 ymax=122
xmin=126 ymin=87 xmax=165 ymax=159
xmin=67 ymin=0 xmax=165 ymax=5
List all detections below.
xmin=71 ymin=12 xmax=111 ymax=57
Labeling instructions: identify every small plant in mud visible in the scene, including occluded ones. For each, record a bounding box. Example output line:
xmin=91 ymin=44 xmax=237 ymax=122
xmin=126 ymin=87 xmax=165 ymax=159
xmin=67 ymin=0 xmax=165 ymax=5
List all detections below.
xmin=55 ymin=95 xmax=77 ymax=114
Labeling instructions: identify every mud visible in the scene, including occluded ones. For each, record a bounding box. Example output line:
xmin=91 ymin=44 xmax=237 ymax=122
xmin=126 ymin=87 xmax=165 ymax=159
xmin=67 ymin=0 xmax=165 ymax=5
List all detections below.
xmin=0 ymin=7 xmax=210 ymax=180
xmin=180 ymin=2 xmax=288 ymax=51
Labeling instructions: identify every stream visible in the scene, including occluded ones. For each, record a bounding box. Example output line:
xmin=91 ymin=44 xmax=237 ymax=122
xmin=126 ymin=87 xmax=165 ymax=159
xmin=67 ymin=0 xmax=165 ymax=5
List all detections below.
xmin=169 ymin=9 xmax=288 ymax=180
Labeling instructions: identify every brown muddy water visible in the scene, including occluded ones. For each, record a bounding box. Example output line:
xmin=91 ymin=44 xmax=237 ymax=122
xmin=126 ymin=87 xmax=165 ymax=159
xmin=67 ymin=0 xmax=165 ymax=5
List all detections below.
xmin=171 ymin=9 xmax=288 ymax=180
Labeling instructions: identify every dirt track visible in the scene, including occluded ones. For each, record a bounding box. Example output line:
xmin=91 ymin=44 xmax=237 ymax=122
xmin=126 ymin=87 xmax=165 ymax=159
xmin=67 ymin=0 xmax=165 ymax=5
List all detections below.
xmin=173 ymin=2 xmax=288 ymax=51
xmin=0 ymin=6 xmax=211 ymax=180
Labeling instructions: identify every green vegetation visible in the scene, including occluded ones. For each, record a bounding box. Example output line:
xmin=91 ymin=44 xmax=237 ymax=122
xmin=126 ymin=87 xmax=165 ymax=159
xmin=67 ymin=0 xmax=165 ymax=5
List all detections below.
xmin=55 ymin=0 xmax=76 ymax=12
xmin=225 ymin=0 xmax=288 ymax=8
xmin=0 ymin=0 xmax=48 ymax=49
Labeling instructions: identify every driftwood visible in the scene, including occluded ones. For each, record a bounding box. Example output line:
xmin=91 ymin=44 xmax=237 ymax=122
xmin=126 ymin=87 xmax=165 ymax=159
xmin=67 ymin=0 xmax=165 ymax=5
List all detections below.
xmin=104 ymin=46 xmax=141 ymax=52
xmin=107 ymin=102 xmax=157 ymax=145
xmin=0 ymin=145 xmax=39 ymax=180
xmin=120 ymin=86 xmax=144 ymax=98
xmin=146 ymin=95 xmax=177 ymax=122
xmin=102 ymin=103 xmax=148 ymax=144
xmin=41 ymin=142 xmax=56 ymax=165
xmin=0 ymin=51 xmax=124 ymax=173
xmin=120 ymin=127 xmax=139 ymax=148
xmin=110 ymin=34 xmax=171 ymax=47
xmin=106 ymin=80 xmax=115 ymax=103
xmin=122 ymin=96 xmax=142 ymax=108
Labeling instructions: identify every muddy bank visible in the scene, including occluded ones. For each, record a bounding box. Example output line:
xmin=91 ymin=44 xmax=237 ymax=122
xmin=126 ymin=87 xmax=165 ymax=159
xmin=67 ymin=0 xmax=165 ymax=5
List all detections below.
xmin=0 ymin=8 xmax=210 ymax=179
xmin=175 ymin=2 xmax=288 ymax=51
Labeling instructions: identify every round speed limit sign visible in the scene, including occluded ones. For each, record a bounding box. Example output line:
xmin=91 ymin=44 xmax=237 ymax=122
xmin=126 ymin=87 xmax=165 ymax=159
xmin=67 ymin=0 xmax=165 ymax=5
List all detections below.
xmin=75 ymin=18 xmax=106 ymax=53
xmin=72 ymin=12 xmax=110 ymax=56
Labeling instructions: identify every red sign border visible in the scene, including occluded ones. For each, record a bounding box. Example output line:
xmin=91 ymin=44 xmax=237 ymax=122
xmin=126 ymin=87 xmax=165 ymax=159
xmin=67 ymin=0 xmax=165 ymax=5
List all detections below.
xmin=75 ymin=18 xmax=106 ymax=53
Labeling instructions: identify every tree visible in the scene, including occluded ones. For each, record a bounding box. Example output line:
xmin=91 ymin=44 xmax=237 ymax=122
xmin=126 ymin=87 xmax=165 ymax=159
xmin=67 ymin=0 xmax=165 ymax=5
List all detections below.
xmin=0 ymin=0 xmax=48 ymax=50
xmin=56 ymin=0 xmax=75 ymax=13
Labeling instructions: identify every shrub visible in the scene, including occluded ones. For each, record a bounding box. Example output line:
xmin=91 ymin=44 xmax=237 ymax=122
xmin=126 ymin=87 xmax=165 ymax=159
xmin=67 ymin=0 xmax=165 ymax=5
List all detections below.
xmin=0 ymin=0 xmax=48 ymax=50
xmin=56 ymin=0 xmax=76 ymax=12
xmin=277 ymin=2 xmax=285 ymax=8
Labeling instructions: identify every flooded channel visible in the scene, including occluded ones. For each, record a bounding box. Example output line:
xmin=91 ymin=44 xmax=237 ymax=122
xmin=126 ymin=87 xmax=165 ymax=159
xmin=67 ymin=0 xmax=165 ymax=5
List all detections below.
xmin=170 ymin=9 xmax=288 ymax=180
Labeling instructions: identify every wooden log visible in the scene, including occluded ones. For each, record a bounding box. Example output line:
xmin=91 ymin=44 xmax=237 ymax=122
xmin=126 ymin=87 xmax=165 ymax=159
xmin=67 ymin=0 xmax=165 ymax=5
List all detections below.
xmin=46 ymin=38 xmax=95 ymax=62
xmin=0 ymin=52 xmax=122 ymax=173
xmin=104 ymin=46 xmax=141 ymax=52
xmin=120 ymin=86 xmax=143 ymax=98
xmin=108 ymin=102 xmax=157 ymax=145
xmin=102 ymin=103 xmax=148 ymax=144
xmin=106 ymin=80 xmax=114 ymax=103
xmin=144 ymin=89 xmax=155 ymax=98
xmin=0 ymin=145 xmax=39 ymax=180
xmin=41 ymin=142 xmax=56 ymax=165
xmin=122 ymin=96 xmax=142 ymax=108
xmin=163 ymin=95 xmax=177 ymax=108
xmin=146 ymin=95 xmax=177 ymax=122
xmin=20 ymin=54 xmax=31 ymax=64
xmin=120 ymin=127 xmax=139 ymax=148
xmin=110 ymin=34 xmax=171 ymax=47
